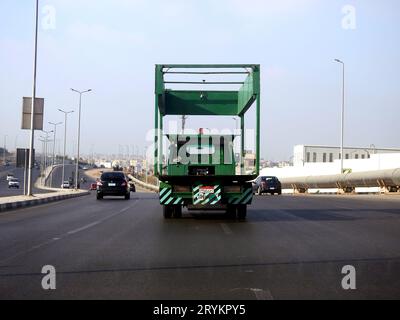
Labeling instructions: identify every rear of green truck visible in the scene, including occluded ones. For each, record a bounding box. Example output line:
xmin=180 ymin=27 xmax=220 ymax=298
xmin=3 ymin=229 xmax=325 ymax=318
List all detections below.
xmin=153 ymin=64 xmax=261 ymax=219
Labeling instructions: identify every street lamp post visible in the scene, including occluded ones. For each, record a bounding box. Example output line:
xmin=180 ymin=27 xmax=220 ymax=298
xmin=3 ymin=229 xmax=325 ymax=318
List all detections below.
xmin=41 ymin=130 xmax=53 ymax=174
xmin=27 ymin=0 xmax=39 ymax=196
xmin=335 ymin=59 xmax=345 ymax=174
xmin=38 ymin=138 xmax=45 ymax=186
xmin=49 ymin=121 xmax=62 ymax=187
xmin=3 ymin=135 xmax=7 ymax=165
xmin=40 ymin=132 xmax=52 ymax=187
xmin=58 ymin=109 xmax=74 ymax=188
xmin=14 ymin=135 xmax=19 ymax=153
xmin=71 ymin=88 xmax=92 ymax=189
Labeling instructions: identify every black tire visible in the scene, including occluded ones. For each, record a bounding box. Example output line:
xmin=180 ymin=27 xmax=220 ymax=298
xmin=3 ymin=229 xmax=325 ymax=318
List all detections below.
xmin=236 ymin=205 xmax=247 ymax=220
xmin=226 ymin=205 xmax=236 ymax=219
xmin=163 ymin=205 xmax=173 ymax=219
xmin=96 ymin=193 xmax=103 ymax=200
xmin=125 ymin=193 xmax=130 ymax=200
xmin=173 ymin=205 xmax=182 ymax=218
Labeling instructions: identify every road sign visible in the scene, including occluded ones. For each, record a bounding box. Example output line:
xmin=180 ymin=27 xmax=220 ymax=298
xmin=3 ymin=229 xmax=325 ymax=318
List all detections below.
xmin=21 ymin=97 xmax=44 ymax=130
xmin=16 ymin=148 xmax=35 ymax=168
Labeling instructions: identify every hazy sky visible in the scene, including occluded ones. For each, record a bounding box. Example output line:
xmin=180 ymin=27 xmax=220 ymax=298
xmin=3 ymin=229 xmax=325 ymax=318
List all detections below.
xmin=1 ymin=0 xmax=399 ymax=161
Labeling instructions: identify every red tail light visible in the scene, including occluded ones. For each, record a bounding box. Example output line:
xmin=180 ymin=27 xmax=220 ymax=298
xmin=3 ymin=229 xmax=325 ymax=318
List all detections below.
xmin=121 ymin=181 xmax=127 ymax=187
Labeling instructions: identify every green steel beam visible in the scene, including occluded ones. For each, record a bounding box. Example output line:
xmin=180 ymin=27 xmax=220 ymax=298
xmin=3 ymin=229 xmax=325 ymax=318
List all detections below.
xmin=154 ymin=94 xmax=159 ymax=176
xmin=164 ymin=71 xmax=249 ymax=75
xmin=163 ymin=91 xmax=238 ymax=116
xmin=256 ymin=97 xmax=260 ymax=176
xmin=165 ymin=81 xmax=244 ymax=85
xmin=160 ymin=64 xmax=259 ymax=69
xmin=159 ymin=111 xmax=163 ymax=174
xmin=240 ymin=115 xmax=245 ymax=175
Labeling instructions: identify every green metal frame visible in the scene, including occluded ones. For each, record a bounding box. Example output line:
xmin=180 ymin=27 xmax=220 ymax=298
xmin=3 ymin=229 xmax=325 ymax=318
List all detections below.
xmin=154 ymin=64 xmax=260 ymax=178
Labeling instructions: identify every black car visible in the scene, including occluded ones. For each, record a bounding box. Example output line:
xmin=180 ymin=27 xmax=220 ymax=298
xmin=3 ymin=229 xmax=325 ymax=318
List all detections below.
xmin=252 ymin=176 xmax=282 ymax=195
xmin=96 ymin=172 xmax=130 ymax=200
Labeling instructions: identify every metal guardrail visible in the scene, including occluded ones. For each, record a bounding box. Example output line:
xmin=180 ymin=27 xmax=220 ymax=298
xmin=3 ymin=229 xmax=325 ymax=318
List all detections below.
xmin=128 ymin=174 xmax=159 ymax=192
xmin=279 ymin=168 xmax=400 ymax=192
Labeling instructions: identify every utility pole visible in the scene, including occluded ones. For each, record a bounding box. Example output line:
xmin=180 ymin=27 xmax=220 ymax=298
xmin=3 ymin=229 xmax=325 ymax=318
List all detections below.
xmin=71 ymin=88 xmax=92 ymax=189
xmin=41 ymin=130 xmax=53 ymax=186
xmin=3 ymin=135 xmax=7 ymax=165
xmin=27 ymin=0 xmax=39 ymax=196
xmin=49 ymin=121 xmax=62 ymax=187
xmin=58 ymin=109 xmax=74 ymax=188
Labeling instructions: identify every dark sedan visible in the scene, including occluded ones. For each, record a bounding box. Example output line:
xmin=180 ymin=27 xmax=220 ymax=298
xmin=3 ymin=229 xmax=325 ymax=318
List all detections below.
xmin=96 ymin=172 xmax=130 ymax=200
xmin=252 ymin=176 xmax=282 ymax=195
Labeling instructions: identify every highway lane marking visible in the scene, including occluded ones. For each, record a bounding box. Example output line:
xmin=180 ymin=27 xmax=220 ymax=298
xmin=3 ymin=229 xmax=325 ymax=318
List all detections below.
xmin=220 ymin=223 xmax=233 ymax=235
xmin=0 ymin=201 xmax=137 ymax=265
xmin=250 ymin=288 xmax=274 ymax=300
xmin=65 ymin=203 xmax=135 ymax=235
xmin=67 ymin=221 xmax=101 ymax=235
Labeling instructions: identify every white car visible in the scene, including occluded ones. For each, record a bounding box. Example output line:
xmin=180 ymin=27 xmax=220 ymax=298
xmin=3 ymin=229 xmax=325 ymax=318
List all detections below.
xmin=61 ymin=181 xmax=71 ymax=189
xmin=8 ymin=178 xmax=20 ymax=189
xmin=6 ymin=174 xmax=14 ymax=181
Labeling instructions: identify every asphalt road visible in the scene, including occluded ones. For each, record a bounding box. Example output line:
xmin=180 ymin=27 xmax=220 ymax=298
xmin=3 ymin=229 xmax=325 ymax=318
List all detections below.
xmin=0 ymin=193 xmax=399 ymax=299
xmin=0 ymin=165 xmax=44 ymax=197
xmin=47 ymin=164 xmax=89 ymax=189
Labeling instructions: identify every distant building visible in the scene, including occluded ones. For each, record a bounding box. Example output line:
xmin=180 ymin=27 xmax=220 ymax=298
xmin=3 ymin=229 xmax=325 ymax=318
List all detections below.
xmin=293 ymin=145 xmax=400 ymax=167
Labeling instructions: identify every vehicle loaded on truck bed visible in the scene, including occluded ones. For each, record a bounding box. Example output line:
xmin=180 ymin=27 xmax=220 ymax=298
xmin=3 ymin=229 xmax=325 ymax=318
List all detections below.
xmin=153 ymin=64 xmax=261 ymax=220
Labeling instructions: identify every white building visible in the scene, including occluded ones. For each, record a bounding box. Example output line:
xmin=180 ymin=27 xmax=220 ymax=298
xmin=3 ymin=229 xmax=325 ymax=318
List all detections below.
xmin=293 ymin=145 xmax=400 ymax=167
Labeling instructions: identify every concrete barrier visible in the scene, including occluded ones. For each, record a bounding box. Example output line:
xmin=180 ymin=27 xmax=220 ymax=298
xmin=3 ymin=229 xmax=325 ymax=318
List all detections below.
xmin=0 ymin=190 xmax=90 ymax=212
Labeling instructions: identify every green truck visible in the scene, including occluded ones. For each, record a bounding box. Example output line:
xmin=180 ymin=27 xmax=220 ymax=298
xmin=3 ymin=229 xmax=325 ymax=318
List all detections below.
xmin=154 ymin=64 xmax=261 ymax=219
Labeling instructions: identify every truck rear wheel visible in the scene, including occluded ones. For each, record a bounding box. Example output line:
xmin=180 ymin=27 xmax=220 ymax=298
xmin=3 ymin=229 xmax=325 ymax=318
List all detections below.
xmin=173 ymin=205 xmax=182 ymax=218
xmin=226 ymin=205 xmax=236 ymax=219
xmin=163 ymin=205 xmax=173 ymax=219
xmin=237 ymin=205 xmax=247 ymax=220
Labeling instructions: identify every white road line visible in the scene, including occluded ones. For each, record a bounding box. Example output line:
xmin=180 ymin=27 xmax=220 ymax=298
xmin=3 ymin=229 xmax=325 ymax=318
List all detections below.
xmin=220 ymin=223 xmax=233 ymax=235
xmin=0 ymin=201 xmax=137 ymax=265
xmin=66 ymin=203 xmax=135 ymax=235
xmin=67 ymin=221 xmax=100 ymax=235
xmin=250 ymin=288 xmax=274 ymax=300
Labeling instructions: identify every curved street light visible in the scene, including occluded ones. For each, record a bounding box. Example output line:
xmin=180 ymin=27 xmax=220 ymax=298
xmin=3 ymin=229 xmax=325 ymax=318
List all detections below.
xmin=71 ymin=88 xmax=92 ymax=189
xmin=334 ymin=59 xmax=345 ymax=174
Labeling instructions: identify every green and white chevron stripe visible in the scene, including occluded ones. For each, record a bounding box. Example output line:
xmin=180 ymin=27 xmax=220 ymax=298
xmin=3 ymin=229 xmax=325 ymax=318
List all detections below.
xmin=227 ymin=188 xmax=253 ymax=205
xmin=193 ymin=185 xmax=222 ymax=206
xmin=159 ymin=187 xmax=183 ymax=205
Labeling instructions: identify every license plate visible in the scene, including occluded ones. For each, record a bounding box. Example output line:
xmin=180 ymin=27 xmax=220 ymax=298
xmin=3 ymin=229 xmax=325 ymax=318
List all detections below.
xmin=270 ymin=187 xmax=275 ymax=190
xmin=200 ymin=186 xmax=214 ymax=193
xmin=108 ymin=183 xmax=116 ymax=187
xmin=194 ymin=186 xmax=216 ymax=203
